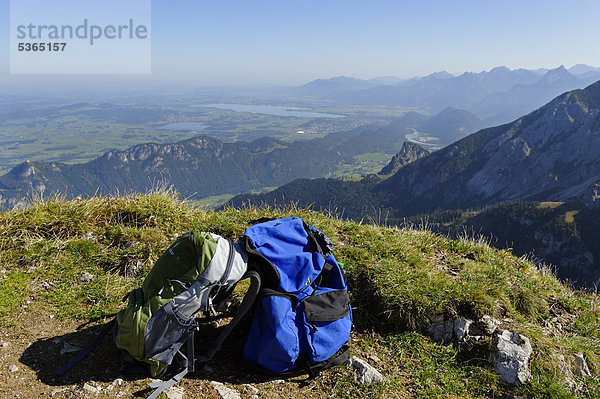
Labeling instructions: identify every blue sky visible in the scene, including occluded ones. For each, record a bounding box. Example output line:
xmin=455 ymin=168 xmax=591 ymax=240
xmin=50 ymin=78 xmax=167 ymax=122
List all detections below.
xmin=2 ymin=0 xmax=600 ymax=85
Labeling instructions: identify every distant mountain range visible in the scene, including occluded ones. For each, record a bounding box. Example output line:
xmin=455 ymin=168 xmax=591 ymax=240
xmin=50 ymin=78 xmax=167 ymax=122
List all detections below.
xmin=0 ymin=105 xmax=486 ymax=209
xmin=296 ymin=65 xmax=600 ymax=125
xmin=0 ymin=136 xmax=343 ymax=208
xmin=228 ymin=81 xmax=600 ymax=286
xmin=234 ymin=80 xmax=600 ymax=217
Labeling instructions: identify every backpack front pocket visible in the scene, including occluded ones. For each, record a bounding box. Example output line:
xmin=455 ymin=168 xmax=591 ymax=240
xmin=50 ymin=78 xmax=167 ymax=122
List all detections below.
xmin=243 ymin=290 xmax=300 ymax=373
xmin=301 ymin=287 xmax=352 ymax=363
xmin=144 ymin=301 xmax=196 ymax=365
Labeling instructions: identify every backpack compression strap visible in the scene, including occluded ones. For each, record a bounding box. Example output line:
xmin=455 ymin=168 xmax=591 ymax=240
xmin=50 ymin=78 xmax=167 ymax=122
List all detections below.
xmin=147 ymin=333 xmax=195 ymax=399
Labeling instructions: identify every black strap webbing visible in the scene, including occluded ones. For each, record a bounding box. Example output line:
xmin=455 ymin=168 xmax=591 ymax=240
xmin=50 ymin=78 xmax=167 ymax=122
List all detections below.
xmin=302 ymin=345 xmax=351 ymax=384
xmin=56 ymin=319 xmax=116 ymax=376
xmin=197 ymin=270 xmax=262 ymax=363
xmin=315 ymin=262 xmax=334 ymax=287
xmin=259 ymin=344 xmax=351 ymax=383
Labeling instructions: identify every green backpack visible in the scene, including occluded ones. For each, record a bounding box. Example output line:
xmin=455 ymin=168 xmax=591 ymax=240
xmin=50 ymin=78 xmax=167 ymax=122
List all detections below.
xmin=58 ymin=231 xmax=261 ymax=399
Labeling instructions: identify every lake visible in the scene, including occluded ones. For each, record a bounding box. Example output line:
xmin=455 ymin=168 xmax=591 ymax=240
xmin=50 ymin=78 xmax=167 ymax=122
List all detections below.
xmin=198 ymin=103 xmax=344 ymax=118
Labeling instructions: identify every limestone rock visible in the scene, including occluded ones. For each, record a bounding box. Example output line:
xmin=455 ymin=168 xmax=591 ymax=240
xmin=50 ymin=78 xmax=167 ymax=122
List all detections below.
xmin=454 ymin=316 xmax=472 ymax=342
xmin=210 ymin=381 xmax=242 ymax=399
xmin=242 ymin=384 xmax=259 ymax=395
xmin=428 ymin=314 xmax=454 ymax=342
xmin=347 ymin=355 xmax=384 ymax=384
xmin=573 ymin=353 xmax=591 ymax=379
xmin=478 ymin=315 xmax=501 ymax=335
xmin=428 ymin=314 xmax=475 ymax=342
xmin=493 ymin=330 xmax=532 ymax=384
xmin=165 ymin=386 xmax=184 ymax=399
xmin=79 ymin=383 xmax=100 ymax=394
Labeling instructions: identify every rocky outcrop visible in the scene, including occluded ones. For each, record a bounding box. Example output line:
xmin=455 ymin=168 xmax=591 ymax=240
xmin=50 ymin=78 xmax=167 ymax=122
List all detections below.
xmin=428 ymin=314 xmax=534 ymax=385
xmin=378 ymin=142 xmax=429 ymax=176
xmin=428 ymin=314 xmax=501 ymax=343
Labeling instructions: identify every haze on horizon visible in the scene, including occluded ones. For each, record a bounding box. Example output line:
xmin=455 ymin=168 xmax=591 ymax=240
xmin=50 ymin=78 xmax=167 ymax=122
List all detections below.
xmin=0 ymin=0 xmax=599 ymax=86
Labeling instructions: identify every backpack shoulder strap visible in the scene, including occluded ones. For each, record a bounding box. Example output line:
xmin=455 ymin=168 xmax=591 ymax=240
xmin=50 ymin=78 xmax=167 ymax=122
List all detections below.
xmin=197 ymin=269 xmax=262 ymax=363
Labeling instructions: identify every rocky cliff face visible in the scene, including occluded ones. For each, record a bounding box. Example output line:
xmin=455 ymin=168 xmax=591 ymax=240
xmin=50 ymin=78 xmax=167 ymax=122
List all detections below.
xmin=378 ymin=142 xmax=429 ymax=176
xmin=378 ymin=81 xmax=600 ymax=216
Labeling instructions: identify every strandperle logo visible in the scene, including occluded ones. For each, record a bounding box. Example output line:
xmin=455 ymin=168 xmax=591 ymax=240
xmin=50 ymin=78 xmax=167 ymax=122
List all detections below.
xmin=16 ymin=19 xmax=148 ymax=45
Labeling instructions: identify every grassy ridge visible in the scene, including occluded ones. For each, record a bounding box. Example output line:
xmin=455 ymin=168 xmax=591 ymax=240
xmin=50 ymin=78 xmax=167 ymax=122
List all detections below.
xmin=0 ymin=191 xmax=599 ymax=397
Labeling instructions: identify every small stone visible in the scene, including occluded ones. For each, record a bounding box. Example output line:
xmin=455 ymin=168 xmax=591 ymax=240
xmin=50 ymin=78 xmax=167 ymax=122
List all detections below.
xmin=79 ymin=383 xmax=99 ymax=394
xmin=573 ymin=353 xmax=591 ymax=379
xmin=165 ymin=386 xmax=184 ymax=399
xmin=83 ymin=232 xmax=97 ymax=241
xmin=454 ymin=316 xmax=472 ymax=342
xmin=250 ymin=396 xmax=259 ymax=399
xmin=210 ymin=381 xmax=242 ymax=399
xmin=270 ymin=379 xmax=285 ymax=384
xmin=347 ymin=356 xmax=384 ymax=384
xmin=50 ymin=387 xmax=69 ymax=396
xmin=111 ymin=378 xmax=124 ymax=387
xmin=243 ymin=384 xmax=259 ymax=395
xmin=80 ymin=272 xmax=94 ymax=283
xmin=478 ymin=315 xmax=501 ymax=335
xmin=9 ymin=364 xmax=19 ymax=373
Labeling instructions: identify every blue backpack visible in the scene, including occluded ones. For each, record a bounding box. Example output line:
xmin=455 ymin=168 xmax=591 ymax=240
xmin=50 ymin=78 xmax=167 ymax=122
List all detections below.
xmin=240 ymin=217 xmax=352 ymax=379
